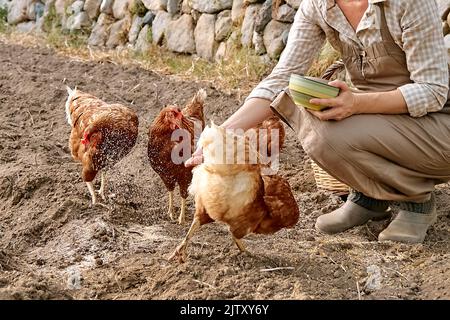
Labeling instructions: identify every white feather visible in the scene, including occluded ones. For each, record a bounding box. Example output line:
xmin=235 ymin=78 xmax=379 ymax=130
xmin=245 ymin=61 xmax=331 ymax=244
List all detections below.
xmin=195 ymin=88 xmax=207 ymax=103
xmin=65 ymin=86 xmax=77 ymax=126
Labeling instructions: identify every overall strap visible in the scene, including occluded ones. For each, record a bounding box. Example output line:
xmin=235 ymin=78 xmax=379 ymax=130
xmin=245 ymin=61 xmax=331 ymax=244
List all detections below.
xmin=378 ymin=3 xmax=397 ymax=46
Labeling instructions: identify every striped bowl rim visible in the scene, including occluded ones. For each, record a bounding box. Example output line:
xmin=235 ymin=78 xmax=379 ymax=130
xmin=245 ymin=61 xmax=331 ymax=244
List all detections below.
xmin=289 ymin=74 xmax=340 ymax=99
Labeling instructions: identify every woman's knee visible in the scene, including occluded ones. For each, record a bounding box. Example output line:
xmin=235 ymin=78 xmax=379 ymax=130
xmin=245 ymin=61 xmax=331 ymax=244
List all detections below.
xmin=302 ymin=122 xmax=351 ymax=153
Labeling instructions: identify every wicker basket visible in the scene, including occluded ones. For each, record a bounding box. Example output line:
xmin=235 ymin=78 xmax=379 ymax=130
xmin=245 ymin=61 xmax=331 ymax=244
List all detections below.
xmin=310 ymin=160 xmax=349 ymax=194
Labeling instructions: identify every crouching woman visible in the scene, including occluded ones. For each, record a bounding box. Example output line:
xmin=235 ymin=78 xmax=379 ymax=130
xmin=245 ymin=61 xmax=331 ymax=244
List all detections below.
xmin=187 ymin=0 xmax=450 ymax=243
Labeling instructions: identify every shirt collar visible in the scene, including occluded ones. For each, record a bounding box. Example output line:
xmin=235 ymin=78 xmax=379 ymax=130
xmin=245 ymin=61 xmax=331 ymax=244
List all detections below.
xmin=320 ymin=0 xmax=386 ymax=47
xmin=325 ymin=0 xmax=386 ymax=10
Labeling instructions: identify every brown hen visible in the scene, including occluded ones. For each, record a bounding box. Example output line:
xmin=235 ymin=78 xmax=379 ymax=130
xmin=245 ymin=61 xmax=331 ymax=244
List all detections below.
xmin=65 ymin=87 xmax=139 ymax=206
xmin=148 ymin=89 xmax=206 ymax=224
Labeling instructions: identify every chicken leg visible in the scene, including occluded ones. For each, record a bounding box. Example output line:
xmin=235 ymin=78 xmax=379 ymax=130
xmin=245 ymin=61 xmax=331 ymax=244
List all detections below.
xmin=168 ymin=218 xmax=201 ymax=263
xmin=86 ymin=182 xmax=108 ymax=208
xmin=178 ymin=198 xmax=187 ymax=225
xmin=167 ymin=191 xmax=175 ymax=220
xmin=87 ymin=182 xmax=97 ymax=205
xmin=98 ymin=171 xmax=107 ymax=201
xmin=233 ymin=237 xmax=247 ymax=253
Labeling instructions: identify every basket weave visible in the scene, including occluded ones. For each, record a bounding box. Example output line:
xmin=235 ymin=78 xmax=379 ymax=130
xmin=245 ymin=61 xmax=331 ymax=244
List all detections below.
xmin=309 ymin=60 xmax=349 ymax=194
xmin=310 ymin=160 xmax=349 ymax=193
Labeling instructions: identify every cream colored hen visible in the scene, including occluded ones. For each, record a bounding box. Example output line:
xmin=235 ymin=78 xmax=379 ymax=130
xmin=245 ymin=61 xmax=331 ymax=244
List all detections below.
xmin=169 ymin=122 xmax=299 ymax=262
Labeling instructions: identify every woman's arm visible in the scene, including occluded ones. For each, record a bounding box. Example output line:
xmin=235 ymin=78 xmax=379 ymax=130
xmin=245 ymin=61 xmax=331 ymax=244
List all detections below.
xmin=310 ymin=0 xmax=449 ymax=121
xmin=221 ymin=98 xmax=272 ymax=130
xmin=397 ymin=0 xmax=449 ymax=117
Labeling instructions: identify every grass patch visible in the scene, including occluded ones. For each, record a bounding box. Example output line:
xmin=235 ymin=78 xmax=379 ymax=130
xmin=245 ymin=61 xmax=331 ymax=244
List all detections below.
xmin=130 ymin=0 xmax=147 ymax=17
xmin=41 ymin=3 xmax=89 ymax=49
xmin=43 ymin=2 xmax=60 ymax=32
xmin=146 ymin=27 xmax=152 ymax=43
xmin=134 ymin=32 xmax=274 ymax=95
xmin=0 ymin=7 xmax=6 ymax=21
xmin=46 ymin=28 xmax=89 ymax=49
xmin=0 ymin=7 xmax=9 ymax=33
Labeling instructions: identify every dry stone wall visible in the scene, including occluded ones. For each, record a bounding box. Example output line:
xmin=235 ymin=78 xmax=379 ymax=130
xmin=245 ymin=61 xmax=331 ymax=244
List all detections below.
xmin=3 ymin=0 xmax=450 ymax=64
xmin=3 ymin=0 xmax=299 ymax=61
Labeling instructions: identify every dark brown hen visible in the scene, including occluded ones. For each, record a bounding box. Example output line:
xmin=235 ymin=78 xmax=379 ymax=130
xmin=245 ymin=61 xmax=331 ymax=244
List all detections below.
xmin=148 ymin=89 xmax=206 ymax=224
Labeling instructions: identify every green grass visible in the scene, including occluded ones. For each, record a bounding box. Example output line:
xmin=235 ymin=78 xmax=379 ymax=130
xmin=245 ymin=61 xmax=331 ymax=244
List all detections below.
xmin=46 ymin=27 xmax=89 ymax=49
xmin=41 ymin=2 xmax=88 ymax=49
xmin=0 ymin=7 xmax=6 ymax=20
xmin=42 ymin=3 xmax=59 ymax=32
xmin=135 ymin=29 xmax=273 ymax=93
xmin=130 ymin=0 xmax=147 ymax=17
xmin=0 ymin=7 xmax=9 ymax=33
xmin=146 ymin=27 xmax=152 ymax=43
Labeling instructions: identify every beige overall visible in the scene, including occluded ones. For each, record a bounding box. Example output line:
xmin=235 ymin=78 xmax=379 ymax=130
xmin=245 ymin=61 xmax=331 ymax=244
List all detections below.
xmin=271 ymin=5 xmax=450 ymax=203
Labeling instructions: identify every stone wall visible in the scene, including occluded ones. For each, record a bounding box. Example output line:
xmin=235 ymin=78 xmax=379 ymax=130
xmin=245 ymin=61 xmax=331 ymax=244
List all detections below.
xmin=3 ymin=0 xmax=302 ymax=61
xmin=4 ymin=0 xmax=450 ymax=64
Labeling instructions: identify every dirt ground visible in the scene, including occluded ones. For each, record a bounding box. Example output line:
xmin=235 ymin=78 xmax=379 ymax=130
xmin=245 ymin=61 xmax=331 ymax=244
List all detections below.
xmin=0 ymin=40 xmax=449 ymax=300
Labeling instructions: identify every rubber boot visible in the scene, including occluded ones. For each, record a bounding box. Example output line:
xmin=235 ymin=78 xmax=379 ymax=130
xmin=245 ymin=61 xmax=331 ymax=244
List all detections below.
xmin=378 ymin=195 xmax=437 ymax=244
xmin=315 ymin=200 xmax=392 ymax=234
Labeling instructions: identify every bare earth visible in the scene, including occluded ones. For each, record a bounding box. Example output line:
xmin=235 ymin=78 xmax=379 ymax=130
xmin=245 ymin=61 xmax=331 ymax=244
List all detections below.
xmin=0 ymin=41 xmax=449 ymax=300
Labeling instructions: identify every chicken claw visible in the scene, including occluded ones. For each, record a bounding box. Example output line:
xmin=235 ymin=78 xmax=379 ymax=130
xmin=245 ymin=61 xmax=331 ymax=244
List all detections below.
xmin=168 ymin=244 xmax=187 ymax=263
xmin=94 ymin=202 xmax=110 ymax=209
xmin=168 ymin=218 xmax=201 ymax=263
xmin=87 ymin=181 xmax=98 ymax=204
xmin=87 ymin=182 xmax=110 ymax=209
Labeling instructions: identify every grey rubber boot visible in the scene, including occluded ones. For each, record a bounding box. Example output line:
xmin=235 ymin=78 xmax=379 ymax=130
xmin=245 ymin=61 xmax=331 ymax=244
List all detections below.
xmin=378 ymin=196 xmax=437 ymax=244
xmin=315 ymin=200 xmax=392 ymax=234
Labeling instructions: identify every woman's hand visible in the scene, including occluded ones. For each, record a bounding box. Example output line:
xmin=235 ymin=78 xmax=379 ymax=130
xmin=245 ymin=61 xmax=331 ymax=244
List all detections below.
xmin=185 ymin=146 xmax=203 ymax=167
xmin=308 ymin=80 xmax=360 ymax=121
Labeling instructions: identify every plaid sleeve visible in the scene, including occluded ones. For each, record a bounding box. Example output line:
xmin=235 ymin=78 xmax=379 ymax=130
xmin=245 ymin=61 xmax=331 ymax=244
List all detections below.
xmin=398 ymin=0 xmax=449 ymax=117
xmin=246 ymin=0 xmax=326 ymax=102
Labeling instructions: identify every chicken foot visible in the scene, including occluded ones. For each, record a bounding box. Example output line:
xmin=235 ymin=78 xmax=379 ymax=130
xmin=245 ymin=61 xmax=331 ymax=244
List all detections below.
xmin=86 ymin=182 xmax=109 ymax=209
xmin=168 ymin=218 xmax=201 ymax=263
